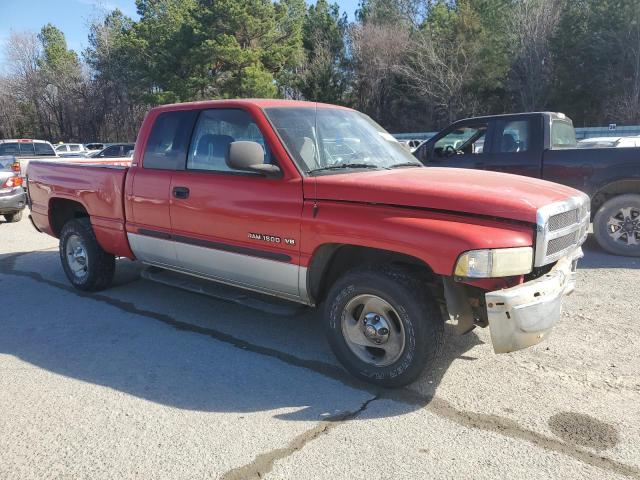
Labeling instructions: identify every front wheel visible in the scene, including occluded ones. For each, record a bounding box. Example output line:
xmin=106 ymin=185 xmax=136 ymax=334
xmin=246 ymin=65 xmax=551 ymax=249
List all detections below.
xmin=59 ymin=218 xmax=115 ymax=291
xmin=593 ymin=194 xmax=640 ymax=257
xmin=4 ymin=210 xmax=22 ymax=222
xmin=324 ymin=266 xmax=443 ymax=388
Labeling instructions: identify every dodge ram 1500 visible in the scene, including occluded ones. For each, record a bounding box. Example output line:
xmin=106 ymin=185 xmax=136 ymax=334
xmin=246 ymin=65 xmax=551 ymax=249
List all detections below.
xmin=28 ymin=100 xmax=589 ymax=387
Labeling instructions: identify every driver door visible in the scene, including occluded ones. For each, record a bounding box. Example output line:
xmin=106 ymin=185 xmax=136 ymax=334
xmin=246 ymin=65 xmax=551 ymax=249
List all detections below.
xmin=415 ymin=121 xmax=492 ymax=170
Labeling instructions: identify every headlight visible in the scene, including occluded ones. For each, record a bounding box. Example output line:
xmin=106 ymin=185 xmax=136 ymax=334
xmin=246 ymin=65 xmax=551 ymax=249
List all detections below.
xmin=454 ymin=247 xmax=533 ymax=278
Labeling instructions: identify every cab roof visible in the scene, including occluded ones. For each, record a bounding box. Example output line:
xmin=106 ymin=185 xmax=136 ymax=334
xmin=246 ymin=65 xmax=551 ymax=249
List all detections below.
xmin=454 ymin=112 xmax=571 ymax=124
xmin=150 ymin=98 xmax=353 ymax=114
xmin=0 ymin=139 xmax=52 ymax=144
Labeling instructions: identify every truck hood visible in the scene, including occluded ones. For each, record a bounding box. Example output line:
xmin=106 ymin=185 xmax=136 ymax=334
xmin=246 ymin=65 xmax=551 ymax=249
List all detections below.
xmin=310 ymin=168 xmax=581 ymax=223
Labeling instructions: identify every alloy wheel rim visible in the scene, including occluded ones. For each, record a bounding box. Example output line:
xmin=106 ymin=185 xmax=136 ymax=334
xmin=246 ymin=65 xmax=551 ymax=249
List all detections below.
xmin=341 ymin=294 xmax=405 ymax=367
xmin=607 ymin=207 xmax=640 ymax=246
xmin=65 ymin=234 xmax=89 ymax=280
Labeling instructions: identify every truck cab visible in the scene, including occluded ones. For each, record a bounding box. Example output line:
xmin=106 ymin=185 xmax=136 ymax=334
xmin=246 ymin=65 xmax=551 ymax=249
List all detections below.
xmin=415 ymin=112 xmax=640 ymax=257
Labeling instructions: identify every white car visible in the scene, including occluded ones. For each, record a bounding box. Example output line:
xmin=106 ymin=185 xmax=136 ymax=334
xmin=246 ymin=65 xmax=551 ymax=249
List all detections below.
xmin=54 ymin=143 xmax=88 ymax=157
xmin=578 ymin=136 xmax=640 ymax=148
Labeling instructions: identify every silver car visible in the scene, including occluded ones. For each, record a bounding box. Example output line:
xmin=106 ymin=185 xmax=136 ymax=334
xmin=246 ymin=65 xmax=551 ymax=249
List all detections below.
xmin=0 ymin=156 xmax=26 ymax=222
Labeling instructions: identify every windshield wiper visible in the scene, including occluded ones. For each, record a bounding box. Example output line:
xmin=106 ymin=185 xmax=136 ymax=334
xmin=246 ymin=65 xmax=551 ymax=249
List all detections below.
xmin=309 ymin=163 xmax=382 ymax=173
xmin=388 ymin=162 xmax=422 ymax=169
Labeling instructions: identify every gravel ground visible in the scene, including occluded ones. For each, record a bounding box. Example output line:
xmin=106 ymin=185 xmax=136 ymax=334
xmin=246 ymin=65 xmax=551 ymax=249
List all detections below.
xmin=0 ymin=212 xmax=639 ymax=479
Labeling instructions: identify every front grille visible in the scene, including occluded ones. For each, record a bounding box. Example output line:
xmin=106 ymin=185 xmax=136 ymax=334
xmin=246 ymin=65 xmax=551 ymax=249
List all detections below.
xmin=548 ymin=209 xmax=579 ymax=231
xmin=547 ymin=232 xmax=578 ymax=255
xmin=535 ymin=194 xmax=590 ymax=267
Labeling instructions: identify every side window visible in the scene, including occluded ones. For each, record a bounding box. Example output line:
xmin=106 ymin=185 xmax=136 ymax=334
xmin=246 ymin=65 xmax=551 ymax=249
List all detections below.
xmin=187 ymin=109 xmax=272 ymax=172
xmin=35 ymin=143 xmax=56 ymax=156
xmin=143 ymin=110 xmax=199 ymax=169
xmin=434 ymin=124 xmax=487 ymax=158
xmin=69 ymin=144 xmax=81 ymax=152
xmin=123 ymin=145 xmax=134 ymax=156
xmin=496 ymin=120 xmax=530 ymax=153
xmin=0 ymin=143 xmax=20 ymax=155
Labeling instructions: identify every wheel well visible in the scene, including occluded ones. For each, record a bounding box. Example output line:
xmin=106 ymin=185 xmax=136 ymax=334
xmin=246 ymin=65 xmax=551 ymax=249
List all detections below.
xmin=592 ymin=179 xmax=640 ymax=214
xmin=49 ymin=198 xmax=89 ymax=237
xmin=307 ymin=244 xmax=435 ymax=304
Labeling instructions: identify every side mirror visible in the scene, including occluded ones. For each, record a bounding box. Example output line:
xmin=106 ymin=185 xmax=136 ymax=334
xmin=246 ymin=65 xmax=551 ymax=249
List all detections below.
xmin=227 ymin=141 xmax=280 ymax=176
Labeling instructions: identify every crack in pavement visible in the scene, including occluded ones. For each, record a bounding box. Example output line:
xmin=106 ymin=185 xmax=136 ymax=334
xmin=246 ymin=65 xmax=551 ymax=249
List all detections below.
xmin=221 ymin=395 xmax=379 ymax=480
xmin=2 ymin=251 xmax=640 ymax=479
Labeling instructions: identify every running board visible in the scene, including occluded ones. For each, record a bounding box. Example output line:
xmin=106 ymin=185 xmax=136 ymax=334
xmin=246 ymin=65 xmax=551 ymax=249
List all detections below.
xmin=140 ymin=266 xmax=307 ymax=316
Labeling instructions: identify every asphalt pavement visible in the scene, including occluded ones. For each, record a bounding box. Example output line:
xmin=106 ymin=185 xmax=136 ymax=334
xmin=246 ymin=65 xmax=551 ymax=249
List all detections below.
xmin=1 ymin=213 xmax=639 ymax=479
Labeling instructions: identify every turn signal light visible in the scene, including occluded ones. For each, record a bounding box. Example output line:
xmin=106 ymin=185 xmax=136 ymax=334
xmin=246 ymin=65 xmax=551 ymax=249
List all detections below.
xmin=2 ymin=176 xmax=23 ymax=188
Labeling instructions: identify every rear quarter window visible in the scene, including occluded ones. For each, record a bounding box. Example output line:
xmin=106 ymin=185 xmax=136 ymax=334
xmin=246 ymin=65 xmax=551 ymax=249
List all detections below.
xmin=143 ymin=110 xmax=199 ymax=170
xmin=551 ymin=121 xmax=577 ymax=149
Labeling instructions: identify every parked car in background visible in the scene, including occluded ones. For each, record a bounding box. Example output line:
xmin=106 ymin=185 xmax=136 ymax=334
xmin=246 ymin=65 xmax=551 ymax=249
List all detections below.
xmin=28 ymin=99 xmax=589 ymax=387
xmin=0 ymin=139 xmax=57 ymax=158
xmin=88 ymin=143 xmax=134 ymax=158
xmin=578 ymin=136 xmax=640 ymax=149
xmin=84 ymin=143 xmax=106 ymax=152
xmin=399 ymin=139 xmax=423 ymax=152
xmin=0 ymin=157 xmax=26 ymax=222
xmin=413 ymin=112 xmax=640 ymax=257
xmin=0 ymin=139 xmax=58 ymax=181
xmin=55 ymin=143 xmax=88 ymax=157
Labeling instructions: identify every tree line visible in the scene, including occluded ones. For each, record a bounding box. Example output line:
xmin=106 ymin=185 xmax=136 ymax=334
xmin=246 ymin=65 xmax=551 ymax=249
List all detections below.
xmin=1 ymin=0 xmax=639 ymax=142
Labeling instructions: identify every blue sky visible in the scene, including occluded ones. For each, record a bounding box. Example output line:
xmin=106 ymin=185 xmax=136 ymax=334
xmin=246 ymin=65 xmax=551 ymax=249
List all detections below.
xmin=0 ymin=0 xmax=360 ymax=71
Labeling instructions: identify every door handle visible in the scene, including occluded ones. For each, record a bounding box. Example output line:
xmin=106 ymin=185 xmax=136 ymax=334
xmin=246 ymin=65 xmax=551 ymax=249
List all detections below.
xmin=172 ymin=186 xmax=190 ymax=199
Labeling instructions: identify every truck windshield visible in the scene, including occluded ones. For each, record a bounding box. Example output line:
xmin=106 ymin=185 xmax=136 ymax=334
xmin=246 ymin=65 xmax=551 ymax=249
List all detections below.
xmin=264 ymin=106 xmax=421 ymax=174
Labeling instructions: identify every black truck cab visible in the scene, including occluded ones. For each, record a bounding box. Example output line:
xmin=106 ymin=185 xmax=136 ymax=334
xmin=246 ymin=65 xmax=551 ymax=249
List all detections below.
xmin=414 ymin=112 xmax=640 ymax=257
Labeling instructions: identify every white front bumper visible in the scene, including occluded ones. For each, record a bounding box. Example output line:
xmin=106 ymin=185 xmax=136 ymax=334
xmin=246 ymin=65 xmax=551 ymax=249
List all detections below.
xmin=486 ymin=248 xmax=583 ymax=354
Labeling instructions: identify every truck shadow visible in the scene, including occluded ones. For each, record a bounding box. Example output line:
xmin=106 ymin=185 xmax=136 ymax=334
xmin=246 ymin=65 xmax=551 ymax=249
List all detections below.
xmin=0 ymin=250 xmax=482 ymax=421
xmin=579 ymin=235 xmax=640 ymax=270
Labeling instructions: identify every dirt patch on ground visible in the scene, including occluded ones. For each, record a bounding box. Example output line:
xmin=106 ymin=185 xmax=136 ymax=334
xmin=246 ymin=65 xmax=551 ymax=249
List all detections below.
xmin=548 ymin=412 xmax=619 ymax=451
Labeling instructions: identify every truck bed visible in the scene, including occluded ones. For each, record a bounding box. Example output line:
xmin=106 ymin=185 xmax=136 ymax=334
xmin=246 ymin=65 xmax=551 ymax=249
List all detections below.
xmin=28 ymin=161 xmax=133 ymax=258
xmin=542 ymin=146 xmax=640 ymax=198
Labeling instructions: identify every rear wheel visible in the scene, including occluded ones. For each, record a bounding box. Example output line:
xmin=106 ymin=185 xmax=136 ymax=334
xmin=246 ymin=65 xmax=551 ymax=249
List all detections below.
xmin=324 ymin=265 xmax=443 ymax=387
xmin=4 ymin=210 xmax=22 ymax=222
xmin=59 ymin=218 xmax=115 ymax=291
xmin=593 ymin=194 xmax=640 ymax=257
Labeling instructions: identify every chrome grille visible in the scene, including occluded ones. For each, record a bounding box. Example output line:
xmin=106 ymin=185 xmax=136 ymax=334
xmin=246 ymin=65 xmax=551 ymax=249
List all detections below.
xmin=547 ymin=232 xmax=578 ymax=255
xmin=548 ymin=209 xmax=579 ymax=231
xmin=535 ymin=194 xmax=590 ymax=267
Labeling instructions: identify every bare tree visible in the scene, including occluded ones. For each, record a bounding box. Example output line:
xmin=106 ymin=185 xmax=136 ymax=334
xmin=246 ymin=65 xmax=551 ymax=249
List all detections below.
xmin=349 ymin=22 xmax=410 ymax=121
xmin=507 ymin=0 xmax=563 ymax=111
xmin=3 ymin=31 xmax=50 ymax=137
xmin=398 ymin=29 xmax=481 ymax=125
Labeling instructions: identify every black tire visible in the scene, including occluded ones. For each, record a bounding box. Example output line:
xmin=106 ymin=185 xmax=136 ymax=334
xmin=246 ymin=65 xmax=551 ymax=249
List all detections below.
xmin=59 ymin=218 xmax=115 ymax=291
xmin=4 ymin=210 xmax=22 ymax=222
xmin=593 ymin=194 xmax=640 ymax=257
xmin=324 ymin=265 xmax=444 ymax=388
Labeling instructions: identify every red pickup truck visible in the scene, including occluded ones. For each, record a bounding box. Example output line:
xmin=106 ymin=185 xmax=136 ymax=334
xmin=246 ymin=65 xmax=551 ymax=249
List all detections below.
xmin=28 ymin=99 xmax=589 ymax=387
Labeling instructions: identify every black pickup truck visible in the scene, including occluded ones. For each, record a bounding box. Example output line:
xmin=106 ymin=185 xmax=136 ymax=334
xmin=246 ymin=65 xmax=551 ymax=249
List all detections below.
xmin=413 ymin=112 xmax=640 ymax=257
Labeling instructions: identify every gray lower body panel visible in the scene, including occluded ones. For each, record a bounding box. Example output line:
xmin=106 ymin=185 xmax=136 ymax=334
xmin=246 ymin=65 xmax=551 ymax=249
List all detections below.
xmin=127 ymin=233 xmax=307 ymax=303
